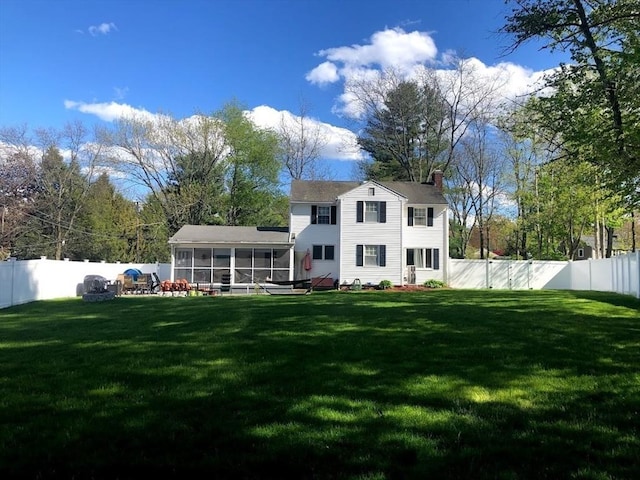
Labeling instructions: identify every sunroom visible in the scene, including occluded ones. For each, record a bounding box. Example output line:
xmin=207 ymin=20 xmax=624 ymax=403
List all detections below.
xmin=168 ymin=225 xmax=294 ymax=291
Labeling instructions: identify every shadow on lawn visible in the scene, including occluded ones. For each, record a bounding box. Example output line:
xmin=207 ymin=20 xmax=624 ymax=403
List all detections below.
xmin=1 ymin=291 xmax=639 ymax=479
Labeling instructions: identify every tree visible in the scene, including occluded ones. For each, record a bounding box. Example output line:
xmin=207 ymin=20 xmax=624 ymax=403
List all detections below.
xmin=277 ymin=99 xmax=329 ymax=181
xmin=354 ymin=73 xmax=451 ymax=182
xmin=5 ymin=122 xmax=101 ymax=260
xmin=497 ymin=102 xmax=555 ymax=259
xmin=0 ymin=126 xmax=38 ymax=259
xmin=72 ymin=173 xmax=139 ymax=262
xmin=454 ymin=113 xmax=508 ymax=259
xmin=103 ymin=111 xmax=228 ymax=233
xmin=501 ymin=0 xmax=640 ymax=201
xmin=219 ymin=102 xmax=288 ymax=226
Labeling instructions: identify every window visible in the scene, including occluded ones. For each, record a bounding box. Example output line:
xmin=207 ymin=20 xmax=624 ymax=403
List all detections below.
xmin=234 ymin=248 xmax=291 ymax=284
xmin=311 ymin=205 xmax=336 ymax=225
xmin=356 ymin=244 xmax=386 ymax=267
xmin=357 ymin=201 xmax=386 ymax=223
xmin=408 ymin=207 xmax=434 ymax=226
xmin=313 ymin=245 xmax=335 ymax=260
xmin=365 ymin=202 xmax=378 ymax=222
xmin=368 ymin=187 xmax=375 ymax=196
xmin=406 ymin=248 xmax=440 ymax=270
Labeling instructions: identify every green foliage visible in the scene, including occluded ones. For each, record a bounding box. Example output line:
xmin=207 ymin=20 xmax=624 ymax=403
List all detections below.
xmin=423 ymin=279 xmax=446 ymax=288
xmin=502 ymin=0 xmax=640 ymax=203
xmin=358 ymin=79 xmax=449 ymax=182
xmin=378 ymin=279 xmax=393 ymax=289
xmin=218 ymin=101 xmax=288 ymax=226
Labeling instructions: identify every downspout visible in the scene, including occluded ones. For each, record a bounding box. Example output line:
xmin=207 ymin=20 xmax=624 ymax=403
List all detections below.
xmin=170 ymin=245 xmax=175 ymax=282
xmin=443 ymin=206 xmax=449 ymax=286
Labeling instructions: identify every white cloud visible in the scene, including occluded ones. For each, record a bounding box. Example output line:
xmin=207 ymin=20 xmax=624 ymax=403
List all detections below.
xmin=63 ymin=101 xmax=364 ymax=162
xmin=306 ymin=61 xmax=340 ymax=86
xmin=88 ymin=22 xmax=117 ymax=36
xmin=308 ymin=27 xmax=552 ymax=119
xmin=248 ymin=105 xmax=363 ymax=162
xmin=64 ymin=100 xmax=157 ymax=122
xmin=312 ymin=27 xmax=437 ymax=76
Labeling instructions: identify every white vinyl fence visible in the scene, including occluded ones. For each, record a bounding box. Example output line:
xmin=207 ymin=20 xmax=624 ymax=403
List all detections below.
xmin=0 ymin=258 xmax=171 ymax=309
xmin=1 ymin=253 xmax=638 ymax=309
xmin=449 ymin=251 xmax=640 ymax=298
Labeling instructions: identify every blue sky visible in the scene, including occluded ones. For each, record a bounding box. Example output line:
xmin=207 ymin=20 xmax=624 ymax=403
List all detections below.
xmin=0 ymin=0 xmax=563 ymax=181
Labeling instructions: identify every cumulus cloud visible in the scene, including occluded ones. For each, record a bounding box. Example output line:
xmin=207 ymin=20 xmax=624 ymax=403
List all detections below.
xmin=307 ymin=27 xmax=551 ymax=119
xmin=63 ymin=100 xmax=363 ymax=163
xmin=248 ymin=105 xmax=363 ymax=162
xmin=306 ymin=27 xmax=438 ymax=86
xmin=88 ymin=22 xmax=117 ymax=36
xmin=64 ymin=100 xmax=157 ymax=122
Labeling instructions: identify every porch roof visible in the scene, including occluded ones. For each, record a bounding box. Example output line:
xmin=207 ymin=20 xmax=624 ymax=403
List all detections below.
xmin=169 ymin=225 xmax=292 ymax=245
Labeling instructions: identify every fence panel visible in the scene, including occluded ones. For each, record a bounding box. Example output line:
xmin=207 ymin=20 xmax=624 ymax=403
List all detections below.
xmin=0 ymin=259 xmax=170 ymax=309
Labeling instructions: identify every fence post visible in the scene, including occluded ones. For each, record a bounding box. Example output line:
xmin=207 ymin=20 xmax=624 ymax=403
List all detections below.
xmin=636 ymin=251 xmax=640 ymax=299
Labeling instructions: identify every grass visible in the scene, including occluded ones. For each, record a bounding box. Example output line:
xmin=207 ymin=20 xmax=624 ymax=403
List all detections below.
xmin=0 ymin=290 xmax=639 ymax=479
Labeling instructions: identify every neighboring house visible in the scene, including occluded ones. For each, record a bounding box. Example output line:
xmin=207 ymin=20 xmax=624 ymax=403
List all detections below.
xmin=576 ymin=234 xmax=628 ymax=260
xmin=168 ymin=171 xmax=448 ymax=288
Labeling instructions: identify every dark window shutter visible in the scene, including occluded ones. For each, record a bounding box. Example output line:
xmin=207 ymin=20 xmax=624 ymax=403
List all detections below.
xmin=379 ymin=202 xmax=386 ymax=223
xmin=427 ymin=207 xmax=434 ymax=227
xmin=434 ymin=248 xmax=440 ymax=270
xmin=356 ymin=201 xmax=363 ymax=223
xmin=379 ymin=245 xmax=386 ymax=267
xmin=311 ymin=205 xmax=318 ymax=224
xmin=406 ymin=249 xmax=414 ymax=265
xmin=408 ymin=207 xmax=414 ymax=226
xmin=312 ymin=245 xmax=323 ymax=260
xmin=356 ymin=245 xmax=363 ymax=266
xmin=330 ymin=205 xmax=337 ymax=225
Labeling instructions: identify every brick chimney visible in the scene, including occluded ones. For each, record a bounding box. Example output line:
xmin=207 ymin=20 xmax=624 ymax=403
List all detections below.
xmin=431 ymin=170 xmax=443 ymax=192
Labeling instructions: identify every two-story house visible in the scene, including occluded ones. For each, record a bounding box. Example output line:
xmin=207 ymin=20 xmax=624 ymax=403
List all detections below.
xmin=290 ymin=172 xmax=448 ymax=287
xmin=168 ymin=172 xmax=448 ymax=290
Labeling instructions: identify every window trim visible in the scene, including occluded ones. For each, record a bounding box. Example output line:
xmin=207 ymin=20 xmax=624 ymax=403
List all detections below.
xmin=311 ymin=204 xmax=337 ymax=225
xmin=406 ymin=247 xmax=440 ymax=270
xmin=356 ymin=244 xmax=386 ymax=267
xmin=357 ymin=201 xmax=386 ymax=223
xmin=312 ymin=244 xmax=335 ymax=261
xmin=408 ymin=206 xmax=433 ymax=227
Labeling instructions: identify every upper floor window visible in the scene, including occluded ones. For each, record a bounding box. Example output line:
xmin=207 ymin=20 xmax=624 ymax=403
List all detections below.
xmin=368 ymin=187 xmax=375 ymax=196
xmin=408 ymin=207 xmax=434 ymax=226
xmin=311 ymin=205 xmax=336 ymax=225
xmin=356 ymin=201 xmax=386 ymax=223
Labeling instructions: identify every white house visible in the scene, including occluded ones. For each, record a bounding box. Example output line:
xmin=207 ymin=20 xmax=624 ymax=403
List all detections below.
xmin=168 ymin=172 xmax=448 ymax=289
xmin=290 ymin=172 xmax=448 ymax=287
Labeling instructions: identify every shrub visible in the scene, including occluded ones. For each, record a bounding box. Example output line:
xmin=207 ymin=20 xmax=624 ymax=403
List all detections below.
xmin=423 ymin=279 xmax=446 ymax=288
xmin=378 ymin=279 xmax=393 ymax=290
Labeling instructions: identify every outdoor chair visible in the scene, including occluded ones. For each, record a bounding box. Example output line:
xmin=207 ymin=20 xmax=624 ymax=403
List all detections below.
xmin=135 ymin=274 xmax=151 ymax=294
xmin=119 ymin=274 xmax=136 ymax=294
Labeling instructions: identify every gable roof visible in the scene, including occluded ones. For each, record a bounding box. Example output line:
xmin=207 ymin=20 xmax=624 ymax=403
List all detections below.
xmin=290 ymin=179 xmax=447 ymax=205
xmin=169 ymin=225 xmax=292 ymax=245
xmin=290 ymin=180 xmax=360 ymax=203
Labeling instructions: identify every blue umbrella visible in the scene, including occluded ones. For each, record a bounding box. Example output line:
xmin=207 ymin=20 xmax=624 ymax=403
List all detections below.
xmin=124 ymin=268 xmax=142 ymax=281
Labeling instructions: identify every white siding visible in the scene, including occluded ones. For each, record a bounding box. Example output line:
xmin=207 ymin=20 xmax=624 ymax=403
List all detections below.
xmin=339 ymin=183 xmax=404 ymax=285
xmin=402 ymin=204 xmax=447 ymax=284
xmin=290 ymin=203 xmax=339 ymax=281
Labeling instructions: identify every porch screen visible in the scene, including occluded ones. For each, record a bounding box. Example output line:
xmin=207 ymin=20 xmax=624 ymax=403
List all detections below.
xmin=235 ymin=248 xmax=291 ymax=284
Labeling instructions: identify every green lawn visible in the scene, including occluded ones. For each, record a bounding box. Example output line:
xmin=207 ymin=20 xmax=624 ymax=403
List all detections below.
xmin=1 ymin=290 xmax=639 ymax=479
